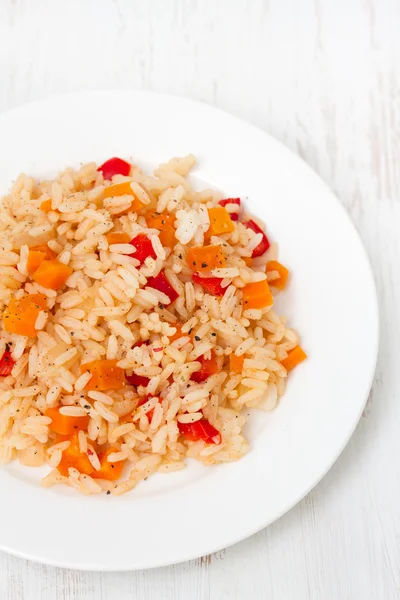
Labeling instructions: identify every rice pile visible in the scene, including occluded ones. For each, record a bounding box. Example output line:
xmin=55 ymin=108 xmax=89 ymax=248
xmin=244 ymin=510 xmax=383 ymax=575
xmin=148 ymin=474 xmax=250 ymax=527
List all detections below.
xmin=0 ymin=155 xmax=301 ymax=495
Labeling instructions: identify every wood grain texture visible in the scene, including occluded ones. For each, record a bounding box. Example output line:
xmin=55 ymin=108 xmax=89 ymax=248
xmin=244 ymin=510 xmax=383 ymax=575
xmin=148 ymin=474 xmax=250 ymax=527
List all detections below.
xmin=0 ymin=0 xmax=399 ymax=598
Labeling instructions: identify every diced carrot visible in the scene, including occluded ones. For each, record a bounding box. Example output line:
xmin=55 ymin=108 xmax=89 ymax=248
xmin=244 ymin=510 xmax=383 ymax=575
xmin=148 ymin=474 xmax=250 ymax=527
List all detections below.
xmin=242 ymin=280 xmax=273 ymax=310
xmin=30 ymin=244 xmax=57 ymax=260
xmin=40 ymin=199 xmax=53 ymax=212
xmin=81 ymin=359 xmax=126 ymax=391
xmin=266 ymin=261 xmax=289 ymax=290
xmin=168 ymin=323 xmax=184 ymax=343
xmin=103 ymin=181 xmax=145 ymax=214
xmin=243 ymin=257 xmax=252 ymax=267
xmin=27 ymin=242 xmax=57 ymax=277
xmin=57 ymin=433 xmax=94 ymax=477
xmin=187 ymin=245 xmax=226 ymax=274
xmin=31 ymin=259 xmax=73 ymax=290
xmin=146 ymin=211 xmax=176 ymax=248
xmin=26 ymin=250 xmax=47 ymax=276
xmin=229 ymin=353 xmax=244 ymax=374
xmin=91 ymin=447 xmax=125 ymax=481
xmin=3 ymin=293 xmax=47 ymax=337
xmin=45 ymin=407 xmax=90 ymax=436
xmin=103 ymin=181 xmax=135 ymax=199
xmin=206 ymin=207 xmax=235 ymax=238
xmin=106 ymin=232 xmax=130 ymax=245
xmin=281 ymin=346 xmax=307 ymax=372
xmin=168 ymin=323 xmax=193 ymax=343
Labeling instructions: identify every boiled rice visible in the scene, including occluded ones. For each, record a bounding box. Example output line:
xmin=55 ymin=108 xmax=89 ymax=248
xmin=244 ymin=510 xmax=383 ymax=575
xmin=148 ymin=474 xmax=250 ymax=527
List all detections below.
xmin=0 ymin=154 xmax=305 ymax=495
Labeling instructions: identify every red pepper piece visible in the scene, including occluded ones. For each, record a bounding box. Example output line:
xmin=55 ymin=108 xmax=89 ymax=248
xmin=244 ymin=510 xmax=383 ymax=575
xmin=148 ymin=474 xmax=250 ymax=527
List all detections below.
xmin=243 ymin=220 xmax=270 ymax=257
xmin=0 ymin=350 xmax=14 ymax=376
xmin=192 ymin=272 xmax=225 ymax=296
xmin=146 ymin=270 xmax=179 ymax=305
xmin=191 ymin=350 xmax=221 ymax=383
xmin=218 ymin=198 xmax=241 ymax=221
xmin=98 ymin=157 xmax=131 ymax=180
xmin=125 ymin=373 xmax=150 ymax=387
xmin=137 ymin=394 xmax=162 ymax=422
xmin=129 ymin=233 xmax=157 ymax=265
xmin=178 ymin=419 xmax=221 ymax=444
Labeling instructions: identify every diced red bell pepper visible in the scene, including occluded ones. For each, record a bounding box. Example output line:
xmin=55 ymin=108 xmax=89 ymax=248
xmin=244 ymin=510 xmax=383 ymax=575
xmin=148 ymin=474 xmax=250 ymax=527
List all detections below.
xmin=243 ymin=220 xmax=270 ymax=258
xmin=137 ymin=394 xmax=162 ymax=422
xmin=98 ymin=157 xmax=131 ymax=180
xmin=191 ymin=350 xmax=221 ymax=383
xmin=178 ymin=419 xmax=221 ymax=444
xmin=129 ymin=233 xmax=157 ymax=265
xmin=218 ymin=198 xmax=241 ymax=221
xmin=0 ymin=350 xmax=14 ymax=376
xmin=192 ymin=272 xmax=225 ymax=296
xmin=125 ymin=373 xmax=150 ymax=387
xmin=146 ymin=270 xmax=179 ymax=305
xmin=125 ymin=341 xmax=151 ymax=387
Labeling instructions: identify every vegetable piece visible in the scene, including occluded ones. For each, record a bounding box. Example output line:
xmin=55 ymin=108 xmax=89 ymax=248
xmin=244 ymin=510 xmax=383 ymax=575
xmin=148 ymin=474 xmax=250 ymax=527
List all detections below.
xmin=146 ymin=270 xmax=179 ymax=305
xmin=178 ymin=419 xmax=221 ymax=444
xmin=218 ymin=198 xmax=241 ymax=221
xmin=129 ymin=233 xmax=156 ymax=265
xmin=206 ymin=207 xmax=235 ymax=238
xmin=27 ymin=250 xmax=47 ymax=276
xmin=266 ymin=260 xmax=289 ymax=290
xmin=106 ymin=232 xmax=130 ymax=245
xmin=169 ymin=322 xmax=191 ymax=343
xmin=40 ymin=199 xmax=53 ymax=212
xmin=137 ymin=394 xmax=162 ymax=423
xmin=125 ymin=342 xmax=151 ymax=387
xmin=103 ymin=181 xmax=134 ymax=198
xmin=30 ymin=244 xmax=57 ymax=260
xmin=243 ymin=220 xmax=270 ymax=257
xmin=125 ymin=372 xmax=150 ymax=387
xmin=168 ymin=322 xmax=184 ymax=342
xmin=145 ymin=211 xmax=176 ymax=248
xmin=3 ymin=293 xmax=47 ymax=337
xmin=281 ymin=346 xmax=307 ymax=372
xmin=31 ymin=259 xmax=73 ymax=290
xmin=168 ymin=323 xmax=194 ymax=344
xmin=57 ymin=433 xmax=94 ymax=477
xmin=191 ymin=350 xmax=221 ymax=383
xmin=103 ymin=181 xmax=145 ymax=215
xmin=45 ymin=407 xmax=90 ymax=436
xmin=229 ymin=353 xmax=244 ymax=374
xmin=91 ymin=447 xmax=125 ymax=481
xmin=0 ymin=350 xmax=15 ymax=376
xmin=81 ymin=359 xmax=126 ymax=391
xmin=192 ymin=272 xmax=225 ymax=296
xmin=242 ymin=280 xmax=273 ymax=309
xmin=187 ymin=245 xmax=226 ymax=274
xmin=98 ymin=157 xmax=131 ymax=180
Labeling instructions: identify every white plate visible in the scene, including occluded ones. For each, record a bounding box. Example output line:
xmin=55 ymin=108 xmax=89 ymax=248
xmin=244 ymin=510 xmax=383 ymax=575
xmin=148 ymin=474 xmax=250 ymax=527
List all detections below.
xmin=0 ymin=91 xmax=378 ymax=570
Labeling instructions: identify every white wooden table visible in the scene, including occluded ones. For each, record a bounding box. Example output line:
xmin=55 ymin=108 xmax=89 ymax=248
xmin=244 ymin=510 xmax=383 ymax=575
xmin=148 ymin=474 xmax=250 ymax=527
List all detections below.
xmin=0 ymin=1 xmax=399 ymax=598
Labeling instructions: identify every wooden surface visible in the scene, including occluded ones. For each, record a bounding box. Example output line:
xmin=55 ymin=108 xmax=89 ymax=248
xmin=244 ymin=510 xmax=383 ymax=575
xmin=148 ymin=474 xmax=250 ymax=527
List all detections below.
xmin=0 ymin=0 xmax=399 ymax=598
